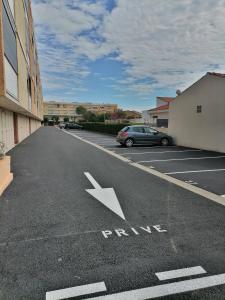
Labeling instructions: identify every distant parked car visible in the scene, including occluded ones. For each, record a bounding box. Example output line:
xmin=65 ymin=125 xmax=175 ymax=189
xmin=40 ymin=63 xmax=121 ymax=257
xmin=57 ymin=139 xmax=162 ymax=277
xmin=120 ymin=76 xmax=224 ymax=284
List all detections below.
xmin=116 ymin=125 xmax=173 ymax=147
xmin=65 ymin=123 xmax=83 ymax=130
xmin=59 ymin=122 xmax=66 ymax=129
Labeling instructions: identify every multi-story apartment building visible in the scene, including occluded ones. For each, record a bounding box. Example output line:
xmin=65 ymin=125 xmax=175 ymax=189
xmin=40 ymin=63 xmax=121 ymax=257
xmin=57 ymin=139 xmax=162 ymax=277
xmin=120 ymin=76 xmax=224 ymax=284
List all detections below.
xmin=44 ymin=101 xmax=118 ymax=122
xmin=0 ymin=0 xmax=43 ymax=152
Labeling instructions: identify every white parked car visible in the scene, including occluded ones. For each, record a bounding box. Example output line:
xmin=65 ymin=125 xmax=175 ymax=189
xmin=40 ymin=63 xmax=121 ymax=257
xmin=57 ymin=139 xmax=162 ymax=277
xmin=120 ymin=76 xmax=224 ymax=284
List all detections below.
xmin=59 ymin=123 xmax=66 ymax=129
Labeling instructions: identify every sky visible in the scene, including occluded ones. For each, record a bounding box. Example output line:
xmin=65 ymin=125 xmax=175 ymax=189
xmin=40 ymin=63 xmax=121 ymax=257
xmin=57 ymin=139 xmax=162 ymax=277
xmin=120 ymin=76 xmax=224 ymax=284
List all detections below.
xmin=32 ymin=0 xmax=225 ymax=111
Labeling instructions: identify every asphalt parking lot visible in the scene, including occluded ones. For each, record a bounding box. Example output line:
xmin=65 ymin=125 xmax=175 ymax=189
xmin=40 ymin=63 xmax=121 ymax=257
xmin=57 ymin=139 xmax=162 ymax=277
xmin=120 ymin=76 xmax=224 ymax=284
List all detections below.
xmin=67 ymin=129 xmax=225 ymax=197
xmin=2 ymin=127 xmax=225 ymax=299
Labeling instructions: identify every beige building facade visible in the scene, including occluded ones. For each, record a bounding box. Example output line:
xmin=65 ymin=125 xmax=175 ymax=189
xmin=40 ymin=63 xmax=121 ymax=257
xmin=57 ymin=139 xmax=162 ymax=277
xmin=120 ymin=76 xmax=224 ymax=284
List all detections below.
xmin=0 ymin=0 xmax=43 ymax=152
xmin=44 ymin=101 xmax=118 ymax=121
xmin=169 ymin=73 xmax=225 ymax=153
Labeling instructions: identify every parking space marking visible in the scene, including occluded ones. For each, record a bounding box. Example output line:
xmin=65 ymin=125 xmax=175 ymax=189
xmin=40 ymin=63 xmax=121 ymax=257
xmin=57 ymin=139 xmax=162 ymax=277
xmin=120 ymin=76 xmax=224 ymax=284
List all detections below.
xmin=165 ymin=169 xmax=225 ymax=175
xmin=155 ymin=266 xmax=206 ymax=281
xmin=62 ymin=129 xmax=225 ymax=208
xmin=87 ymin=273 xmax=225 ymax=300
xmin=98 ymin=144 xmax=117 ymax=146
xmin=121 ymin=149 xmax=203 ymax=155
xmin=115 ymin=146 xmax=178 ymax=151
xmin=137 ymin=156 xmax=225 ymax=163
xmin=75 ymin=138 xmax=115 ymax=142
xmin=91 ymin=141 xmax=115 ymax=143
xmin=185 ymin=180 xmax=198 ymax=185
xmin=46 ymin=282 xmax=106 ymax=300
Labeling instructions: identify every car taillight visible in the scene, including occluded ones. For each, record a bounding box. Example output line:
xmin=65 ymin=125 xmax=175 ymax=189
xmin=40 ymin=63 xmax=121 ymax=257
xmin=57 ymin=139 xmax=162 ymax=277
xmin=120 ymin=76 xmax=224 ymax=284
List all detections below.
xmin=120 ymin=132 xmax=128 ymax=137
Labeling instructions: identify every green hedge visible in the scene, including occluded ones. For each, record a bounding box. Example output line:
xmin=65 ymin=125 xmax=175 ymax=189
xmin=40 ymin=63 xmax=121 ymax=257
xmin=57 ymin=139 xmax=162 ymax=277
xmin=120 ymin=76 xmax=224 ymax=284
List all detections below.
xmin=81 ymin=122 xmax=129 ymax=135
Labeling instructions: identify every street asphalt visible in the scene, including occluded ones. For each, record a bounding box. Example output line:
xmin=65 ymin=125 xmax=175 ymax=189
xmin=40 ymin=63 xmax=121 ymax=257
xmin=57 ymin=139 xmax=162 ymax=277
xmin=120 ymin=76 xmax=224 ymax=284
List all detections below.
xmin=1 ymin=127 xmax=225 ymax=299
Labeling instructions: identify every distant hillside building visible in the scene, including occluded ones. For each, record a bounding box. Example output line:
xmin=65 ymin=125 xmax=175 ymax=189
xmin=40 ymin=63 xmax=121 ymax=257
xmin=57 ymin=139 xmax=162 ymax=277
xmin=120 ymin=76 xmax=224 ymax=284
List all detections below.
xmin=43 ymin=101 xmax=118 ymax=122
xmin=123 ymin=110 xmax=142 ymax=119
xmin=0 ymin=0 xmax=43 ymax=152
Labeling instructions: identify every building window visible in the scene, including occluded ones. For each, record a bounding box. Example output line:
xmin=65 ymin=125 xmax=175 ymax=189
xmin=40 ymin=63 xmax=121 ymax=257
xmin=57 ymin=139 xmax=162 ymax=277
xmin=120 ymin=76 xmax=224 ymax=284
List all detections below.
xmin=7 ymin=0 xmax=14 ymax=17
xmin=2 ymin=1 xmax=18 ymax=73
xmin=4 ymin=56 xmax=18 ymax=98
xmin=197 ymin=105 xmax=202 ymax=113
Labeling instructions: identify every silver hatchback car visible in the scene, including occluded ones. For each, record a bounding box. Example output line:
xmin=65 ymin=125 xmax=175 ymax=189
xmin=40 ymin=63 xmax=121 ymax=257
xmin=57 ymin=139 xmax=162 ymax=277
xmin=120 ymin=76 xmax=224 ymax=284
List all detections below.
xmin=116 ymin=125 xmax=173 ymax=147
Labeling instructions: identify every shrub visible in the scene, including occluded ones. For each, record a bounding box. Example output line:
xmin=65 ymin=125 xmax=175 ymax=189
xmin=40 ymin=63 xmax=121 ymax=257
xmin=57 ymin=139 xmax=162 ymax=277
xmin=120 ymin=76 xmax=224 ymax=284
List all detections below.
xmin=81 ymin=122 xmax=129 ymax=135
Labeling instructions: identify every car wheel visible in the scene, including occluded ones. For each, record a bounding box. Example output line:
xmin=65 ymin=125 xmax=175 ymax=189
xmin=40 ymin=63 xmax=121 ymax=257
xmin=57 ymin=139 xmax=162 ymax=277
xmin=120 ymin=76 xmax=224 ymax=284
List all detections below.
xmin=125 ymin=138 xmax=134 ymax=147
xmin=161 ymin=138 xmax=169 ymax=146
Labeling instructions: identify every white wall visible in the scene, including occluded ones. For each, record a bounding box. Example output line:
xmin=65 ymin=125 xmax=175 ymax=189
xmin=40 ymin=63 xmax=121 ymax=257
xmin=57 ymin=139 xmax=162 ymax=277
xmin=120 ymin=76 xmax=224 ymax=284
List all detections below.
xmin=18 ymin=114 xmax=29 ymax=142
xmin=18 ymin=116 xmax=41 ymax=141
xmin=142 ymin=110 xmax=151 ymax=124
xmin=0 ymin=108 xmax=14 ymax=152
xmin=0 ymin=109 xmax=41 ymax=153
xmin=149 ymin=111 xmax=169 ymax=124
xmin=169 ymin=74 xmax=225 ymax=153
xmin=30 ymin=119 xmax=41 ymax=133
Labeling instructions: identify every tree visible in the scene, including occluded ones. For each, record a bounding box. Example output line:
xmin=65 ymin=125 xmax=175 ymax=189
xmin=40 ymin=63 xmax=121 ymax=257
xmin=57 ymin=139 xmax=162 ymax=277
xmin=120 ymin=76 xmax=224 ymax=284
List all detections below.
xmin=117 ymin=109 xmax=126 ymax=119
xmin=83 ymin=111 xmax=97 ymax=122
xmin=110 ymin=109 xmax=126 ymax=120
xmin=96 ymin=113 xmax=105 ymax=122
xmin=76 ymin=106 xmax=87 ymax=115
xmin=64 ymin=117 xmax=69 ymax=122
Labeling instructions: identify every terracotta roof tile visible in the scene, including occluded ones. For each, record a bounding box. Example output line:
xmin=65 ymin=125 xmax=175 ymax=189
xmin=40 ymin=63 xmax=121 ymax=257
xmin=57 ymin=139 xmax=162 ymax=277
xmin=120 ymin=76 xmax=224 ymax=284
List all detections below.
xmin=148 ymin=104 xmax=169 ymax=112
xmin=157 ymin=97 xmax=175 ymax=103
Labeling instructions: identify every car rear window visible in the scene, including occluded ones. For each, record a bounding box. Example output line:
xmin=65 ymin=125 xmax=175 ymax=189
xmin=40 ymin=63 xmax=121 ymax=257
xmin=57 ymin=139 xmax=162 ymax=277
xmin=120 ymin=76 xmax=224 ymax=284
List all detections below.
xmin=121 ymin=126 xmax=129 ymax=132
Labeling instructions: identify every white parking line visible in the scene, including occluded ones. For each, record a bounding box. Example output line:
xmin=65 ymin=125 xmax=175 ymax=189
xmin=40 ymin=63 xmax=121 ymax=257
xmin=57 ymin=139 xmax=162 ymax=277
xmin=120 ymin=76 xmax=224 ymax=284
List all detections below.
xmin=156 ymin=266 xmax=206 ymax=281
xmin=90 ymin=141 xmax=115 ymax=143
xmin=75 ymin=135 xmax=114 ymax=139
xmin=137 ymin=156 xmax=225 ymax=163
xmin=87 ymin=273 xmax=225 ymax=300
xmin=77 ymin=138 xmax=115 ymax=142
xmin=82 ymin=141 xmax=115 ymax=144
xmin=122 ymin=149 xmax=203 ymax=155
xmin=46 ymin=282 xmax=106 ymax=300
xmin=165 ymin=169 xmax=225 ymax=175
xmin=89 ymin=140 xmax=114 ymax=142
xmin=75 ymin=134 xmax=113 ymax=138
xmin=98 ymin=144 xmax=117 ymax=146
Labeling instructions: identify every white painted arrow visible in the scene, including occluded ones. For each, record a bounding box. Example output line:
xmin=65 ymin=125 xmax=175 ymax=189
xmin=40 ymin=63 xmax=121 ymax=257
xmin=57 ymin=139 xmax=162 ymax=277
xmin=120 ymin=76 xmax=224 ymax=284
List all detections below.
xmin=84 ymin=172 xmax=126 ymax=220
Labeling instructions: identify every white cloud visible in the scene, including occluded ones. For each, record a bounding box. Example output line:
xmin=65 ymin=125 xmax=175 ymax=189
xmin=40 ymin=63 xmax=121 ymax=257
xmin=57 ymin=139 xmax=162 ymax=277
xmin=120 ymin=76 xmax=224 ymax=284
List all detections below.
xmin=99 ymin=0 xmax=225 ymax=92
xmin=32 ymin=0 xmax=225 ymax=99
xmin=32 ymin=0 xmax=107 ymax=95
